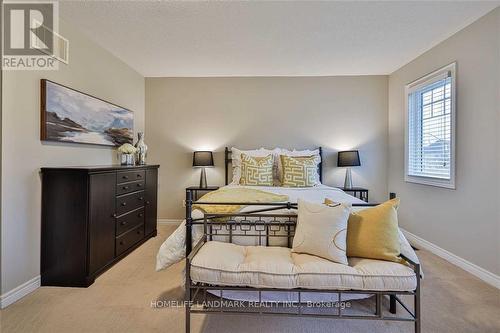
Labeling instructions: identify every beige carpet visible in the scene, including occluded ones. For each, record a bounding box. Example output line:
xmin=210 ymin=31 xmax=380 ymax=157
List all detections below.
xmin=1 ymin=225 xmax=499 ymax=333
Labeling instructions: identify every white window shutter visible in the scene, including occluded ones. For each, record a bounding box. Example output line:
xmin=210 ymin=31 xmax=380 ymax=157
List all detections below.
xmin=405 ymin=63 xmax=456 ymax=189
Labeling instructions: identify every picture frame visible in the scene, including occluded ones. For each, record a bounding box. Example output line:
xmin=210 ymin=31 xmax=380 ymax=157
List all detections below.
xmin=40 ymin=79 xmax=134 ymax=147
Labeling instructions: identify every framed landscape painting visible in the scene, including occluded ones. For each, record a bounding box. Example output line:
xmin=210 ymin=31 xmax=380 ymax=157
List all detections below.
xmin=40 ymin=79 xmax=133 ymax=147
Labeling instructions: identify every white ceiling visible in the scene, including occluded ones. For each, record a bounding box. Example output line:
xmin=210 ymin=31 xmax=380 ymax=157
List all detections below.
xmin=60 ymin=1 xmax=499 ymax=77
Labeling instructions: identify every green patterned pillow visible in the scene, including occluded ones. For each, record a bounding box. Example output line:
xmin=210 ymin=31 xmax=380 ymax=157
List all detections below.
xmin=239 ymin=154 xmax=274 ymax=186
xmin=280 ymin=155 xmax=320 ymax=187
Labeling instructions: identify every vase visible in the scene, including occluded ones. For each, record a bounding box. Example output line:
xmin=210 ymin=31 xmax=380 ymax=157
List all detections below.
xmin=120 ymin=153 xmax=135 ymax=166
xmin=135 ymin=132 xmax=148 ymax=165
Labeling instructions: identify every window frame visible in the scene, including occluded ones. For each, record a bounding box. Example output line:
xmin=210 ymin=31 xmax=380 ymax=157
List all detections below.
xmin=404 ymin=62 xmax=456 ymax=189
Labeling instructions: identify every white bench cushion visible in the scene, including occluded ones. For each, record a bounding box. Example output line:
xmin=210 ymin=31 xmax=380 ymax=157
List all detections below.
xmin=190 ymin=241 xmax=417 ymax=291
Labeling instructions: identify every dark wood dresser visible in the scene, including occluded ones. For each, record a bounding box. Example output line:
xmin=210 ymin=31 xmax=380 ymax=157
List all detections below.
xmin=40 ymin=165 xmax=159 ymax=287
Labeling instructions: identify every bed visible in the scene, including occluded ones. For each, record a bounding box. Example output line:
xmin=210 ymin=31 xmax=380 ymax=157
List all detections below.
xmin=156 ymin=147 xmax=421 ymax=333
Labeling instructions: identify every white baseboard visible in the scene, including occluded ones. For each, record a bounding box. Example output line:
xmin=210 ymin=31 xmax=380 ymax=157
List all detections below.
xmin=157 ymin=218 xmax=183 ymax=225
xmin=0 ymin=275 xmax=41 ymax=309
xmin=401 ymin=229 xmax=499 ymax=289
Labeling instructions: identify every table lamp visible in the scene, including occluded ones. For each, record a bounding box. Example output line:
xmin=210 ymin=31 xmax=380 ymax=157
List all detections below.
xmin=193 ymin=151 xmax=214 ymax=188
xmin=337 ymin=150 xmax=360 ymax=189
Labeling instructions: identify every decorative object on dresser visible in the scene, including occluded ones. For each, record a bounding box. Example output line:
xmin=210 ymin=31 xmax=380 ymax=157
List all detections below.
xmin=41 ymin=165 xmax=159 ymax=287
xmin=337 ymin=150 xmax=361 ymax=189
xmin=339 ymin=186 xmax=369 ymax=202
xmin=118 ymin=143 xmax=137 ymax=165
xmin=192 ymin=151 xmax=214 ymax=189
xmin=134 ymin=132 xmax=148 ymax=165
xmin=186 ymin=186 xmax=220 ymax=201
xmin=40 ymin=79 xmax=134 ymax=147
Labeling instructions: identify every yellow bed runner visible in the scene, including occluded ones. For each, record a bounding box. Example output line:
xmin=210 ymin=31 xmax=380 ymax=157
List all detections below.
xmin=193 ymin=187 xmax=289 ymax=214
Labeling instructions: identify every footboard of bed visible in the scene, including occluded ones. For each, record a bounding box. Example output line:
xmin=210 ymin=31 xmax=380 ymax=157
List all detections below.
xmin=184 ymin=192 xmax=378 ymax=255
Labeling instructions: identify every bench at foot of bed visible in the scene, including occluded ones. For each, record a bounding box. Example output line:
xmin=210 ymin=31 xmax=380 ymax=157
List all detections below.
xmin=186 ymin=240 xmax=421 ymax=333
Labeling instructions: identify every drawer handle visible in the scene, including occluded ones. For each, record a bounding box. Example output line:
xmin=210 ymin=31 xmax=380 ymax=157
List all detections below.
xmin=122 ymin=175 xmax=129 ymax=180
xmin=136 ymin=183 xmax=142 ymax=187
xmin=112 ymin=213 xmax=117 ymax=218
xmin=121 ymin=202 xmax=127 ymax=206
xmin=137 ymin=174 xmax=142 ymax=178
xmin=119 ymin=240 xmax=124 ymax=245
xmin=138 ymin=213 xmax=144 ymax=217
xmin=139 ymin=197 xmax=144 ymax=201
xmin=122 ymin=186 xmax=129 ymax=190
xmin=121 ymin=221 xmax=127 ymax=226
xmin=146 ymin=201 xmax=150 ymax=205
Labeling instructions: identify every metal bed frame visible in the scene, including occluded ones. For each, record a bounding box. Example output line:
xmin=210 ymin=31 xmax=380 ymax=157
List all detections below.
xmin=185 ymin=200 xmax=421 ymax=333
xmin=183 ymin=147 xmax=420 ymax=332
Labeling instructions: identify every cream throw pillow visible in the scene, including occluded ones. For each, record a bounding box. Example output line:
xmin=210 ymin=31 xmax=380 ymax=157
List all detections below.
xmin=239 ymin=154 xmax=274 ymax=186
xmin=292 ymin=199 xmax=351 ymax=265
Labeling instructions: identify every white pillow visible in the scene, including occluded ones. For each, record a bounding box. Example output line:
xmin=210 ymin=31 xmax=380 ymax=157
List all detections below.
xmin=230 ymin=147 xmax=279 ymax=185
xmin=277 ymin=148 xmax=321 ymax=185
xmin=280 ymin=148 xmax=320 ymax=156
xmin=292 ymin=199 xmax=351 ymax=265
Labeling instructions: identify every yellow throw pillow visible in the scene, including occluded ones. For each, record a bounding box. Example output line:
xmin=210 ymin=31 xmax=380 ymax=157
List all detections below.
xmin=280 ymin=155 xmax=320 ymax=187
xmin=346 ymin=198 xmax=402 ymax=263
xmin=239 ymin=154 xmax=274 ymax=186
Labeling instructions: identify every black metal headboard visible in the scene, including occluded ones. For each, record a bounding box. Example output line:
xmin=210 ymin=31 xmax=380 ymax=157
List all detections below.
xmin=224 ymin=147 xmax=323 ymax=185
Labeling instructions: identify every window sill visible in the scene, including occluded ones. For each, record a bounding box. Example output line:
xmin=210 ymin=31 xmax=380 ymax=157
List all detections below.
xmin=405 ymin=175 xmax=455 ymax=189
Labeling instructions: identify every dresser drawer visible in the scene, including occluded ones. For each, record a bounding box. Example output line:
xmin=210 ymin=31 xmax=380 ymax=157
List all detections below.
xmin=117 ymin=170 xmax=145 ymax=184
xmin=116 ymin=180 xmax=144 ymax=196
xmin=116 ymin=208 xmax=144 ymax=236
xmin=115 ymin=224 xmax=144 ymax=256
xmin=116 ymin=191 xmax=145 ymax=215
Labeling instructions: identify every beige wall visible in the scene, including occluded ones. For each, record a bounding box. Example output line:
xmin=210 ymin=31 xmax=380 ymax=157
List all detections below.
xmin=1 ymin=20 xmax=145 ymax=294
xmin=146 ymin=76 xmax=389 ymax=219
xmin=388 ymin=8 xmax=500 ymax=275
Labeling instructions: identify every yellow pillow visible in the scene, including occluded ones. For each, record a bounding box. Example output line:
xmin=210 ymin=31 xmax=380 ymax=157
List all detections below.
xmin=346 ymin=198 xmax=402 ymax=263
xmin=239 ymin=154 xmax=274 ymax=186
xmin=280 ymin=155 xmax=320 ymax=187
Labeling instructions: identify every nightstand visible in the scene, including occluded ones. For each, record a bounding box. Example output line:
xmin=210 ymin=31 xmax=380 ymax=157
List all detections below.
xmin=186 ymin=186 xmax=220 ymax=201
xmin=339 ymin=187 xmax=369 ymax=202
